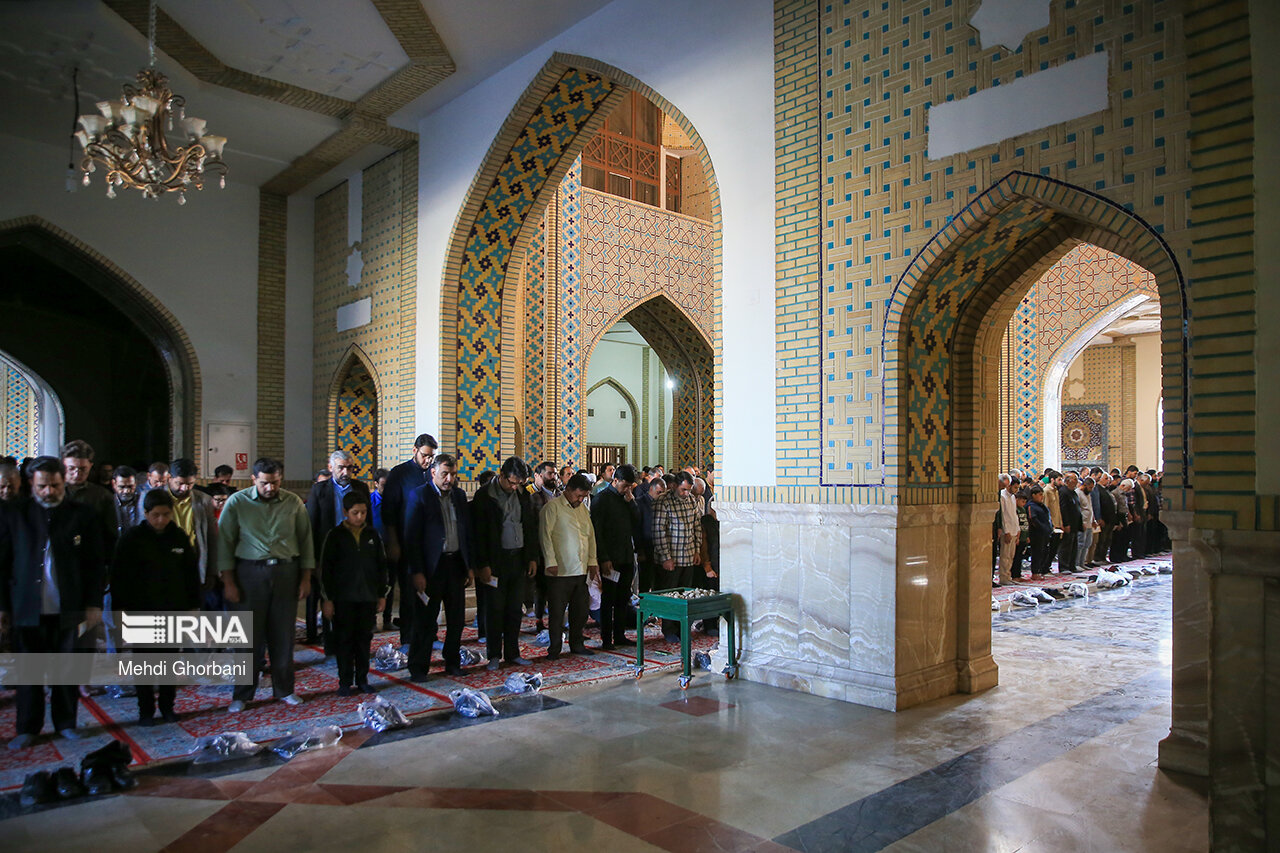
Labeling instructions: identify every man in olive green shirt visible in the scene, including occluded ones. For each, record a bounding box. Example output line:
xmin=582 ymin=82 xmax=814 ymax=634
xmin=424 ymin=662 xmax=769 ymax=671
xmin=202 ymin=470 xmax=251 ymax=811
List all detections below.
xmin=218 ymin=458 xmax=314 ymax=711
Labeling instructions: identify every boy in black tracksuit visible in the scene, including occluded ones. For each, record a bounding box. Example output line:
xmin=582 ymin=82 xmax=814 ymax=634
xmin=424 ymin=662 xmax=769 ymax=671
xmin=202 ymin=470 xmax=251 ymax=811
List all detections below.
xmin=1025 ymin=485 xmax=1053 ymax=578
xmin=113 ymin=488 xmax=201 ymax=725
xmin=320 ymin=492 xmax=388 ymax=696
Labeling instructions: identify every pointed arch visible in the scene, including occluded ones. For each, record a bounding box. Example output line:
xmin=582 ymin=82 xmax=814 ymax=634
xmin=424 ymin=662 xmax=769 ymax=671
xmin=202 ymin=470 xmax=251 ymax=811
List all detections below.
xmin=327 ymin=344 xmax=383 ymax=478
xmin=882 ymin=171 xmax=1188 ymax=504
xmin=440 ymin=52 xmax=722 ymax=476
xmin=0 ymin=350 xmax=64 ymax=457
xmin=0 ymin=216 xmax=202 ymax=461
xmin=586 ymin=376 xmax=641 ymax=462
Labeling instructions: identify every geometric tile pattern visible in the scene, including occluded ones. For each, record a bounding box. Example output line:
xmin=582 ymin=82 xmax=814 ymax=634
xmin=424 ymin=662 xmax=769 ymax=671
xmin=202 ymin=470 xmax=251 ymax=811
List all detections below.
xmin=334 ymin=359 xmax=378 ymax=479
xmin=2 ymin=365 xmax=37 ymax=459
xmin=557 ymin=157 xmax=585 ymax=470
xmin=521 ymin=210 xmax=549 ymax=464
xmin=580 ymin=189 xmax=714 ymax=345
xmin=313 ymin=152 xmax=414 ymax=473
xmin=1061 ymin=404 xmax=1108 ymax=467
xmin=1000 ymin=244 xmax=1158 ymax=473
xmin=902 ymin=200 xmax=1056 ymax=483
xmin=453 ymin=71 xmax=616 ymax=475
xmin=815 ymin=0 xmax=1191 ymax=489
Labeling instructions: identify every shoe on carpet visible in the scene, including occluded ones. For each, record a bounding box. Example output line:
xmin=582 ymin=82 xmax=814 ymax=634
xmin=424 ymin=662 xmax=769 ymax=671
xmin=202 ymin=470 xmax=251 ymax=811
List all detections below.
xmin=228 ymin=700 xmax=245 ymax=713
xmin=599 ymin=643 xmax=616 ymax=651
xmin=57 ymin=728 xmax=81 ymax=740
xmin=54 ymin=767 xmax=86 ymax=799
xmin=82 ymin=765 xmax=114 ymax=796
xmin=160 ymin=710 xmax=180 ymax=724
xmin=337 ymin=685 xmax=352 ymax=697
xmin=571 ymin=648 xmax=596 ymax=656
xmin=359 ymin=684 xmax=376 ymax=694
xmin=139 ymin=716 xmax=157 ymax=727
xmin=486 ymin=660 xmax=501 ymax=671
xmin=9 ymin=733 xmax=38 ymax=751
xmin=279 ymin=693 xmax=303 ymax=706
xmin=545 ymin=652 xmax=560 ymax=661
xmin=444 ymin=666 xmax=465 ymax=677
xmin=409 ymin=672 xmax=432 ymax=683
xmin=509 ymin=657 xmax=533 ymax=666
xmin=19 ymin=770 xmax=54 ymax=806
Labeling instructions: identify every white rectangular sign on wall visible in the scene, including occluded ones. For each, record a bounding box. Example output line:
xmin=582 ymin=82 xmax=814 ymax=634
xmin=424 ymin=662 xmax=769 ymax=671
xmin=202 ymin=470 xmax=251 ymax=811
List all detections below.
xmin=206 ymin=421 xmax=253 ymax=477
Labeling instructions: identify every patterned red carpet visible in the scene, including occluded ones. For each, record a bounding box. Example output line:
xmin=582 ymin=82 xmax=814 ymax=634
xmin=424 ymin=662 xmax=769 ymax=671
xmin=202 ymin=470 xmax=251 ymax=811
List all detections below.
xmin=0 ymin=615 xmax=717 ymax=791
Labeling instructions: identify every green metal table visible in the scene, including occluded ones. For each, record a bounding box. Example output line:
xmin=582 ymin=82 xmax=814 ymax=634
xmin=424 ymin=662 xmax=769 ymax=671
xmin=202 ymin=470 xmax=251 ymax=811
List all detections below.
xmin=634 ymin=588 xmax=737 ymax=688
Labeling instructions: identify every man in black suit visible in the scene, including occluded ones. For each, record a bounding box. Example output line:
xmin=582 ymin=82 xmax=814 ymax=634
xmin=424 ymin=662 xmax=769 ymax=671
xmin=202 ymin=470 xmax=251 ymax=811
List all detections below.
xmin=591 ymin=464 xmax=640 ymax=650
xmin=380 ymin=434 xmax=437 ymax=645
xmin=305 ymin=450 xmax=371 ymax=648
xmin=0 ymin=456 xmax=106 ymax=749
xmin=471 ymin=457 xmax=538 ymax=669
xmin=403 ymin=453 xmax=472 ymax=680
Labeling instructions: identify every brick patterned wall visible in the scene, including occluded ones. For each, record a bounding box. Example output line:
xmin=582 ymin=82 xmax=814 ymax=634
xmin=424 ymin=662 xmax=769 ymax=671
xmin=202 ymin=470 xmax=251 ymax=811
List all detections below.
xmin=819 ymin=0 xmax=1192 ymax=491
xmin=312 ymin=151 xmax=418 ymax=474
xmin=774 ymin=0 xmax=823 ymax=486
xmin=1062 ymin=343 xmax=1136 ymax=468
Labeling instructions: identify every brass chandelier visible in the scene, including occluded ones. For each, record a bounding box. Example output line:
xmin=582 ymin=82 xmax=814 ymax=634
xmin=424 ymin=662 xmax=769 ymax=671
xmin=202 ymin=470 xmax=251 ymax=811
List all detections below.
xmin=74 ymin=0 xmax=227 ymax=203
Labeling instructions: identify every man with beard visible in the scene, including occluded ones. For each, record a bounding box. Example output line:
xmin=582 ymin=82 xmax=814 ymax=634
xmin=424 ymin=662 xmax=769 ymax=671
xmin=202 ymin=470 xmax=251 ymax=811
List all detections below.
xmin=110 ymin=466 xmax=143 ymax=535
xmin=470 ymin=457 xmax=538 ymax=669
xmin=0 ymin=456 xmax=105 ymax=748
xmin=305 ymin=450 xmax=371 ymax=649
xmin=164 ymin=459 xmax=221 ymax=607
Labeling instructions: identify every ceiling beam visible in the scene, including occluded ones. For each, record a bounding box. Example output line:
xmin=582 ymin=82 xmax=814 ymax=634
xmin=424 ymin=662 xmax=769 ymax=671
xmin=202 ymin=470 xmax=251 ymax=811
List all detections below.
xmin=101 ymin=0 xmax=458 ymax=194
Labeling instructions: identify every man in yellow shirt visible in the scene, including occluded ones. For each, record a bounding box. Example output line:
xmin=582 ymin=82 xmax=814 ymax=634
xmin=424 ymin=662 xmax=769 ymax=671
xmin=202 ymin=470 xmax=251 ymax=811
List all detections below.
xmin=539 ymin=473 xmax=598 ymax=660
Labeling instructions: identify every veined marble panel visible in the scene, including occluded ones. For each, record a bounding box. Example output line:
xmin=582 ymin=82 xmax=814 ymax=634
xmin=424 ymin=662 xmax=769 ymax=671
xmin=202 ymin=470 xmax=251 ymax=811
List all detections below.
xmin=895 ymin=504 xmax=960 ymax=678
xmin=718 ymin=502 xmax=899 ymax=710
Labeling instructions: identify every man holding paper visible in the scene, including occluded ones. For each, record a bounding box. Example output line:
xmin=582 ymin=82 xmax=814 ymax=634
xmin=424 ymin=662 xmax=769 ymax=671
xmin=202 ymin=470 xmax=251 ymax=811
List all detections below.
xmin=403 ymin=453 xmax=473 ymax=680
xmin=590 ymin=464 xmax=640 ymax=650
xmin=469 ymin=457 xmax=538 ymax=670
xmin=538 ymin=474 xmax=598 ymax=660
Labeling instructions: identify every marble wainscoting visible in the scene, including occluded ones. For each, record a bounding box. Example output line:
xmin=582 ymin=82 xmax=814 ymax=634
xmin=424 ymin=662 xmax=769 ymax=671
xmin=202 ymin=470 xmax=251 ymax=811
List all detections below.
xmin=715 ymin=502 xmax=900 ymax=710
xmin=894 ymin=503 xmax=998 ymax=709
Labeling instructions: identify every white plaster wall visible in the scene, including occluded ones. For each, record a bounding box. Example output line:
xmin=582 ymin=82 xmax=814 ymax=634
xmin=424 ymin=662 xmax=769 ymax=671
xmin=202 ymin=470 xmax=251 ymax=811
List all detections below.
xmin=1133 ymin=332 xmax=1163 ymax=471
xmin=584 ymin=383 xmax=631 ymax=455
xmin=415 ymin=0 xmax=775 ymax=486
xmin=585 ymin=335 xmax=672 ymax=464
xmin=1251 ymin=0 xmax=1279 ymax=493
xmin=284 ymin=194 xmax=315 ymax=476
xmin=0 ymin=132 xmax=260 ymax=466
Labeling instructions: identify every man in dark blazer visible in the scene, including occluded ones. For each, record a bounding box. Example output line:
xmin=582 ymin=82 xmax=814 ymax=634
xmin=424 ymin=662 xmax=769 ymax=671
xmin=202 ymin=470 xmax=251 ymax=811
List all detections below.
xmin=380 ymin=434 xmax=437 ymax=644
xmin=305 ymin=450 xmax=371 ymax=648
xmin=0 ymin=456 xmax=106 ymax=748
xmin=403 ymin=453 xmax=472 ymax=680
xmin=471 ymin=457 xmax=538 ymax=669
xmin=591 ymin=464 xmax=641 ymax=650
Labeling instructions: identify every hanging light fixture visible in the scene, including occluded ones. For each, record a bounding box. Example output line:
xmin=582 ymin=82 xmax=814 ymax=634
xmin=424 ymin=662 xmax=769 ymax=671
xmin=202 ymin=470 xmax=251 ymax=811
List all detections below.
xmin=74 ymin=0 xmax=227 ymax=204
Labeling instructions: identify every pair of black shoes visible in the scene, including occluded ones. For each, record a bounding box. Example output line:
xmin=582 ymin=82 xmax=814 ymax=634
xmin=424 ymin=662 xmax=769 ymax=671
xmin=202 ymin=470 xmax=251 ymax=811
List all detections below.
xmin=19 ymin=768 xmax=82 ymax=806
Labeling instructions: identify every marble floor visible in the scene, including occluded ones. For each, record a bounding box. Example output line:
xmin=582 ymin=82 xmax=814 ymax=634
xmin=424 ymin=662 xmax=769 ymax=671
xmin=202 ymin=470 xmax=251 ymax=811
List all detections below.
xmin=0 ymin=577 xmax=1206 ymax=852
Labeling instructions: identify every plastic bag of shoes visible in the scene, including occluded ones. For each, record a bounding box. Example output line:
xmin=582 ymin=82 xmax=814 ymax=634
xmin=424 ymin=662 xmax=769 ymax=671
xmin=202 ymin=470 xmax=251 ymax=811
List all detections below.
xmin=1029 ymin=588 xmax=1056 ymax=604
xmin=449 ymin=687 xmax=499 ymax=718
xmin=503 ymin=671 xmax=544 ymax=694
xmin=1067 ymin=582 xmax=1090 ymax=599
xmin=694 ymin=652 xmax=712 ymax=670
xmin=272 ymin=724 xmax=343 ymax=759
xmin=1010 ymin=590 xmax=1040 ymax=607
xmin=533 ymin=629 xmax=550 ymax=646
xmin=358 ymin=694 xmax=410 ymax=733
xmin=1095 ymin=568 xmax=1130 ymax=589
xmin=459 ymin=647 xmax=483 ymax=668
xmin=104 ymin=684 xmax=136 ymax=699
xmin=373 ymin=643 xmax=408 ymax=672
xmin=190 ymin=731 xmax=265 ymax=764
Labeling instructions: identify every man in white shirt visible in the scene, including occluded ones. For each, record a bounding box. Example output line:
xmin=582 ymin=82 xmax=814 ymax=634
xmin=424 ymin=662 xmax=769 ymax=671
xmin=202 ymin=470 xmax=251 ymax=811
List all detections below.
xmin=997 ymin=474 xmax=1020 ymax=585
xmin=539 ymin=473 xmax=598 ymax=660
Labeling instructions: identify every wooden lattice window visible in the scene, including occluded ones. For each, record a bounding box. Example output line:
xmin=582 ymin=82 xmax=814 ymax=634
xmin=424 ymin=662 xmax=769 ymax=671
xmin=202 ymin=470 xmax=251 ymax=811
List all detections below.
xmin=582 ymin=92 xmax=662 ymax=207
xmin=665 ymin=155 xmax=682 ymax=214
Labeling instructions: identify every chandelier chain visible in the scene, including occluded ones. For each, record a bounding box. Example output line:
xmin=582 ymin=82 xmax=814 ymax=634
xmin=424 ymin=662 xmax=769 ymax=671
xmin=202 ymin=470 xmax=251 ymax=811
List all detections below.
xmin=148 ymin=0 xmax=157 ymax=69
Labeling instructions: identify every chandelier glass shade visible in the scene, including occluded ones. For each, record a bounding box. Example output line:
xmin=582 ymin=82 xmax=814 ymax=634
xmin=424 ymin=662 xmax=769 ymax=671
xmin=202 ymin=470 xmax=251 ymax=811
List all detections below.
xmin=76 ymin=68 xmax=227 ymax=204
